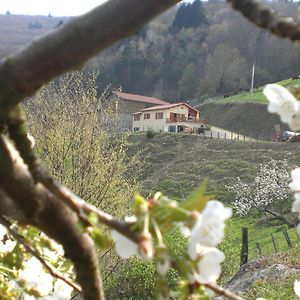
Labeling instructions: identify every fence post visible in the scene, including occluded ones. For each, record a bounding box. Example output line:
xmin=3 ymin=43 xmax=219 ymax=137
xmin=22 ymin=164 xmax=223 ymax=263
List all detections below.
xmin=256 ymin=242 xmax=262 ymax=256
xmin=238 ymin=134 xmax=240 ymax=140
xmin=271 ymin=233 xmax=278 ymax=253
xmin=296 ymin=225 xmax=300 ymax=241
xmin=210 ymin=132 xmax=212 ymax=139
xmin=243 ymin=135 xmax=245 ymax=141
xmin=240 ymin=227 xmax=248 ymax=266
xmin=217 ymin=132 xmax=220 ymax=139
xmin=224 ymin=132 xmax=226 ymax=140
xmin=282 ymin=228 xmax=292 ymax=248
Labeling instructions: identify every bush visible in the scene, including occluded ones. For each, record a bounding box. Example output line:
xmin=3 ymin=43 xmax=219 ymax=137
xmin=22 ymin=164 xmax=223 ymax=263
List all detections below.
xmin=147 ymin=129 xmax=156 ymax=138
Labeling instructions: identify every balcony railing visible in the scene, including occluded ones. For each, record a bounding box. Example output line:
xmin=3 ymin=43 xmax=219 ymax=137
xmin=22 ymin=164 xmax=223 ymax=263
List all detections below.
xmin=166 ymin=117 xmax=208 ymax=124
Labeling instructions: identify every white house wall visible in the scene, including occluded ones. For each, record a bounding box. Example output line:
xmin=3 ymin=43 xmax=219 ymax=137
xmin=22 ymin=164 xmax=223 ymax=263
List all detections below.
xmin=132 ymin=105 xmax=189 ymax=132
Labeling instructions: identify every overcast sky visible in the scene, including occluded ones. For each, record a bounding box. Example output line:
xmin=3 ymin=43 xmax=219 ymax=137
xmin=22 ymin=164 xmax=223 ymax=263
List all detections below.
xmin=0 ymin=0 xmax=109 ymax=17
xmin=0 ymin=1 xmax=190 ymax=17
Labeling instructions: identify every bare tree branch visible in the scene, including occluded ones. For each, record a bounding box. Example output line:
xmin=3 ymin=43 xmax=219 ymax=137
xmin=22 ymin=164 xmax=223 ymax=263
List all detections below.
xmin=0 ymin=215 xmax=81 ymax=293
xmin=0 ymin=0 xmax=180 ymax=114
xmin=227 ymin=0 xmax=300 ymax=41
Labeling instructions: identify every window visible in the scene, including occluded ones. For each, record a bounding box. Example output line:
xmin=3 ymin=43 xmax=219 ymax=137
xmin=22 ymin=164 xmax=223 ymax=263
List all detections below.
xmin=144 ymin=113 xmax=150 ymax=119
xmin=133 ymin=127 xmax=140 ymax=132
xmin=168 ymin=125 xmax=176 ymax=133
xmin=155 ymin=112 xmax=163 ymax=119
xmin=134 ymin=114 xmax=140 ymax=121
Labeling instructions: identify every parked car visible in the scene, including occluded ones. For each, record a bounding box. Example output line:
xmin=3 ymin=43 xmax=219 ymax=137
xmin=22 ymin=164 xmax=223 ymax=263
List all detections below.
xmin=282 ymin=131 xmax=300 ymax=142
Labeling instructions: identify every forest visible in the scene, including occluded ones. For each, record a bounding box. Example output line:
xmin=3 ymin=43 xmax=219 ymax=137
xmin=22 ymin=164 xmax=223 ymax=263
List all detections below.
xmin=85 ymin=0 xmax=300 ymax=102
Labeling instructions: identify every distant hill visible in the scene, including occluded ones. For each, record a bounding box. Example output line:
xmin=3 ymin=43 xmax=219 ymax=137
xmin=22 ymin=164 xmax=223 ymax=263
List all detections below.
xmin=0 ymin=14 xmax=69 ymax=54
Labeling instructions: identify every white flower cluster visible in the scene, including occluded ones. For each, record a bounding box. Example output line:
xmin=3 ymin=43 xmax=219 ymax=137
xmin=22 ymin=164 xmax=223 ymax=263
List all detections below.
xmin=18 ymin=257 xmax=73 ymax=300
xmin=0 ymin=224 xmax=17 ymax=253
xmin=263 ymin=84 xmax=300 ymax=130
xmin=0 ymin=224 xmax=73 ymax=300
xmin=187 ymin=201 xmax=232 ymax=284
xmin=229 ymin=160 xmax=291 ymax=216
xmin=112 ymin=200 xmax=232 ymax=286
xmin=290 ymin=168 xmax=300 ymax=234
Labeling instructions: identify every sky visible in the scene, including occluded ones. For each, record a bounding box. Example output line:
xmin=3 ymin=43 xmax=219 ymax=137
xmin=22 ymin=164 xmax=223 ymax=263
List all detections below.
xmin=0 ymin=0 xmax=109 ymax=17
xmin=0 ymin=0 xmax=191 ymax=17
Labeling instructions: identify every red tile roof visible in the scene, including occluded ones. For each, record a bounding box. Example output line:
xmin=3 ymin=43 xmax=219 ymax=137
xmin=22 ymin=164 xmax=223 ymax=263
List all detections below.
xmin=140 ymin=102 xmax=200 ymax=113
xmin=114 ymin=92 xmax=169 ymax=105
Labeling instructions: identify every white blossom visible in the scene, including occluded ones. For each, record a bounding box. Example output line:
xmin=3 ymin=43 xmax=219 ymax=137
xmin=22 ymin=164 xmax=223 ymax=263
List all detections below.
xmin=263 ymin=84 xmax=300 ymax=130
xmin=0 ymin=240 xmax=16 ymax=253
xmin=290 ymin=168 xmax=300 ymax=192
xmin=229 ymin=160 xmax=291 ymax=217
xmin=51 ymin=279 xmax=73 ymax=300
xmin=188 ymin=200 xmax=232 ymax=260
xmin=111 ymin=230 xmax=139 ymax=259
xmin=188 ymin=245 xmax=225 ymax=284
xmin=0 ymin=224 xmax=7 ymax=240
xmin=292 ymin=193 xmax=300 ymax=214
xmin=18 ymin=257 xmax=53 ymax=296
xmin=294 ymin=280 xmax=300 ymax=298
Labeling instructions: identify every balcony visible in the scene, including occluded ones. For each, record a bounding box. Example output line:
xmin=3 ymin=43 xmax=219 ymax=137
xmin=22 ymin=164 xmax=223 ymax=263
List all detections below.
xmin=166 ymin=117 xmax=208 ymax=124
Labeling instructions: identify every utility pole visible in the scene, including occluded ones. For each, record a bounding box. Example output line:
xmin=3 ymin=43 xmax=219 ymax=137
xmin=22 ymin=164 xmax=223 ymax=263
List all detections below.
xmin=250 ymin=61 xmax=255 ymax=95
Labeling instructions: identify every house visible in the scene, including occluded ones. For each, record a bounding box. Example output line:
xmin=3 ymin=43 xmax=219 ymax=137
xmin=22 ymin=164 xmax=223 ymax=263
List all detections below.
xmin=107 ymin=91 xmax=169 ymax=130
xmin=132 ymin=102 xmax=207 ymax=133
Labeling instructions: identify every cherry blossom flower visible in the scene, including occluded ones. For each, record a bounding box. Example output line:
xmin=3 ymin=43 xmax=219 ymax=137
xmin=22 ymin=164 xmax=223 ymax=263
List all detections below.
xmin=0 ymin=239 xmax=16 ymax=253
xmin=263 ymin=84 xmax=300 ymax=130
xmin=290 ymin=168 xmax=300 ymax=192
xmin=51 ymin=279 xmax=74 ymax=300
xmin=0 ymin=224 xmax=7 ymax=240
xmin=196 ymin=246 xmax=225 ymax=283
xmin=294 ymin=280 xmax=300 ymax=298
xmin=292 ymin=193 xmax=300 ymax=214
xmin=18 ymin=257 xmax=53 ymax=296
xmin=188 ymin=200 xmax=232 ymax=260
xmin=111 ymin=230 xmax=139 ymax=259
xmin=188 ymin=245 xmax=225 ymax=284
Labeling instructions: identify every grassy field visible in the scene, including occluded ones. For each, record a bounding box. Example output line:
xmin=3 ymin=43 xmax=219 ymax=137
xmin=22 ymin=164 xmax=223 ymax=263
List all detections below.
xmin=205 ymin=78 xmax=300 ymax=105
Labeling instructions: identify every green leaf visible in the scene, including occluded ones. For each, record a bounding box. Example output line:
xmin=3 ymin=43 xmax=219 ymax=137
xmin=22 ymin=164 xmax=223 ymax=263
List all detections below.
xmin=181 ymin=179 xmax=211 ymax=212
xmin=91 ymin=227 xmax=112 ymax=250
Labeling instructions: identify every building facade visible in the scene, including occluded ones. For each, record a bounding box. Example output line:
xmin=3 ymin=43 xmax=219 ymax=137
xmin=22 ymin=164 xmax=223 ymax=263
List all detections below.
xmin=132 ymin=102 xmax=206 ymax=133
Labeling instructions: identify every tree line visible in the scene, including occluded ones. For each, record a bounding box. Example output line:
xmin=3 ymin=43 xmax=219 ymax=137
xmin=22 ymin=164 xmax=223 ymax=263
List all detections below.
xmin=88 ymin=0 xmax=300 ymax=102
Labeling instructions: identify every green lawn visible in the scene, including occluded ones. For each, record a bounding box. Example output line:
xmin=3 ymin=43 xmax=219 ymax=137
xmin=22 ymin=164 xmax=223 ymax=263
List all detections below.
xmin=206 ymin=78 xmax=300 ymax=104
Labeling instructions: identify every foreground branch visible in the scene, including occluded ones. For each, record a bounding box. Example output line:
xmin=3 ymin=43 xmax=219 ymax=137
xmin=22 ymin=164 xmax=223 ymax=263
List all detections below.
xmin=0 ymin=136 xmax=104 ymax=300
xmin=0 ymin=0 xmax=180 ymax=114
xmin=227 ymin=0 xmax=300 ymax=41
xmin=205 ymin=282 xmax=243 ymax=300
xmin=0 ymin=215 xmax=81 ymax=293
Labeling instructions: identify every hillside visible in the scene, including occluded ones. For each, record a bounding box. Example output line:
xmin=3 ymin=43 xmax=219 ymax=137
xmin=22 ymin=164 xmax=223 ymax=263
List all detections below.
xmin=199 ymin=78 xmax=300 ymax=140
xmin=0 ymin=14 xmax=68 ymax=53
xmin=200 ymin=102 xmax=287 ymax=140
xmin=129 ymin=133 xmax=300 ymax=201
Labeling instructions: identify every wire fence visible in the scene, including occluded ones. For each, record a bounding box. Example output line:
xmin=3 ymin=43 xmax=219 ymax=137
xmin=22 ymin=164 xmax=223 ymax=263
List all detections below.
xmin=240 ymin=226 xmax=300 ymax=265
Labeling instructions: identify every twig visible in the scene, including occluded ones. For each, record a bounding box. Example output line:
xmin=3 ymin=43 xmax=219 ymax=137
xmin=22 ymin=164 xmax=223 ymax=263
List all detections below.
xmin=0 ymin=215 xmax=81 ymax=293
xmin=205 ymin=282 xmax=243 ymax=300
xmin=39 ymin=177 xmax=139 ymax=243
xmin=227 ymin=0 xmax=300 ymax=41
